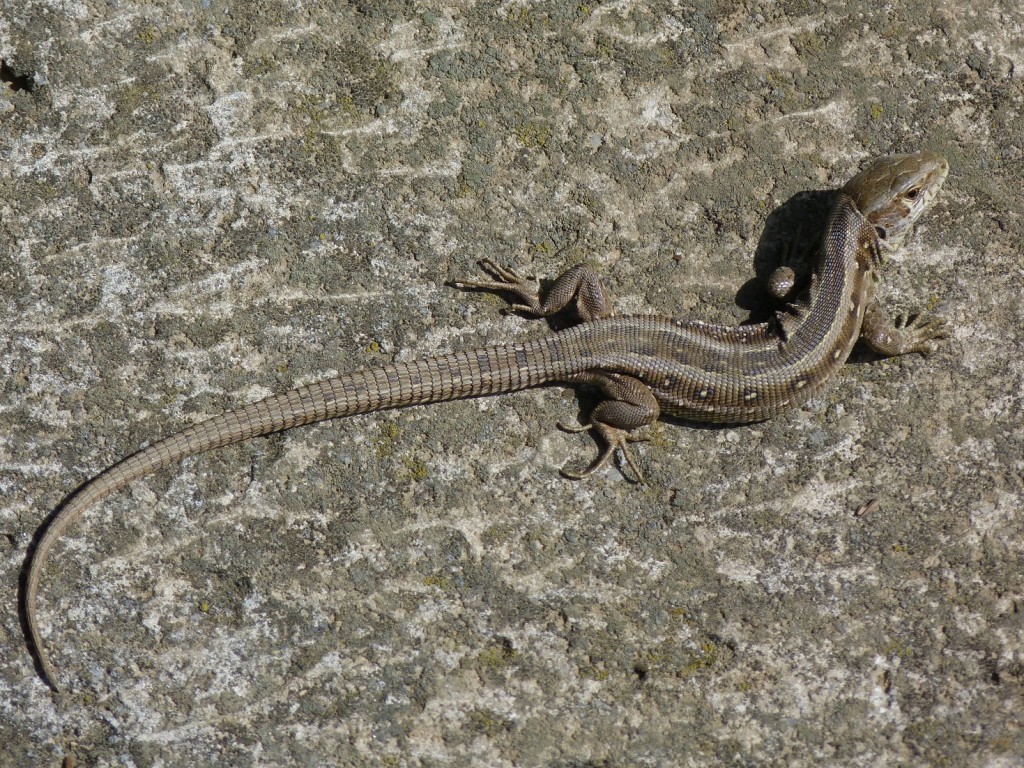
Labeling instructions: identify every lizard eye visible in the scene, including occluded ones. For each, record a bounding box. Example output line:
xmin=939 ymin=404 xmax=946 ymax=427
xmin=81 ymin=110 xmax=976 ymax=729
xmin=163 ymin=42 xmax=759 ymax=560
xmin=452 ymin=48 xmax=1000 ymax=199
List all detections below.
xmin=875 ymin=226 xmax=887 ymax=240
xmin=905 ymin=187 xmax=920 ymax=200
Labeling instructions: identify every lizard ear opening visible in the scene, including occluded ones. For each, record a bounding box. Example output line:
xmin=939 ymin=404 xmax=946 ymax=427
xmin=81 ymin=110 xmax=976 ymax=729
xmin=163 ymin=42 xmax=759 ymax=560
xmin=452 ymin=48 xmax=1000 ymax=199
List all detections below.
xmin=875 ymin=226 xmax=888 ymax=240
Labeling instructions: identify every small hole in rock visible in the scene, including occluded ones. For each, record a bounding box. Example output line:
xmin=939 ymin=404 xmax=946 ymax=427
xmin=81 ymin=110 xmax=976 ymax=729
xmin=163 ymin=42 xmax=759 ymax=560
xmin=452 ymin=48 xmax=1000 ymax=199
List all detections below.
xmin=1 ymin=59 xmax=34 ymax=92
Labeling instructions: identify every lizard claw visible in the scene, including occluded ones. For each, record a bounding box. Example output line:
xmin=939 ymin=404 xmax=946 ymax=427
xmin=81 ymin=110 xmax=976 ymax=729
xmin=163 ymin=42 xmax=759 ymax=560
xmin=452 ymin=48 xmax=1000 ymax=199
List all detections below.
xmin=894 ymin=312 xmax=949 ymax=355
xmin=452 ymin=259 xmax=543 ymax=315
xmin=558 ymin=422 xmax=647 ymax=482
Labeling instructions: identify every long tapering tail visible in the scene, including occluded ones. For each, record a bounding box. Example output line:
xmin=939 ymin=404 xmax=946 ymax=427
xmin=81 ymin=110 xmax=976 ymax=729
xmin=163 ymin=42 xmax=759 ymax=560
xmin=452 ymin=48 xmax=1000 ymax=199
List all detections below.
xmin=23 ymin=337 xmax=571 ymax=691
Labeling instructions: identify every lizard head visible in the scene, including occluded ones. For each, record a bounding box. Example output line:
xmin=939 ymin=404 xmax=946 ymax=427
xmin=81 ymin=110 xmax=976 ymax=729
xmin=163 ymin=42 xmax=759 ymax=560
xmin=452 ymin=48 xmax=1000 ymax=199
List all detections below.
xmin=842 ymin=151 xmax=949 ymax=249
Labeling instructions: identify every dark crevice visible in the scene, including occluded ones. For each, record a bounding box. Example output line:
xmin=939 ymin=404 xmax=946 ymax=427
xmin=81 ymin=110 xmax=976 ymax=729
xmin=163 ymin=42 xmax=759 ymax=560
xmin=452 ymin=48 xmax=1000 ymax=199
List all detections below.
xmin=1 ymin=59 xmax=34 ymax=92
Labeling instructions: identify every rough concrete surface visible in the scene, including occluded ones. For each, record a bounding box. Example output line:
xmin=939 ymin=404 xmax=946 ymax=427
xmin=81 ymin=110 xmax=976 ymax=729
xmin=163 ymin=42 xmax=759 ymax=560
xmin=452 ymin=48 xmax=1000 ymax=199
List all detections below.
xmin=1 ymin=1 xmax=1021 ymax=766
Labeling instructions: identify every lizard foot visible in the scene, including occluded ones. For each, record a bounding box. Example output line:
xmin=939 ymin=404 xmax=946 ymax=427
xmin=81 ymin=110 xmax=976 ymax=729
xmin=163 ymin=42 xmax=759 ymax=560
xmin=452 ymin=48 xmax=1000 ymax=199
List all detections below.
xmin=454 ymin=260 xmax=613 ymax=322
xmin=558 ymin=421 xmax=648 ymax=481
xmin=861 ymin=305 xmax=950 ymax=357
xmin=452 ymin=259 xmax=543 ymax=315
xmin=893 ymin=313 xmax=949 ymax=355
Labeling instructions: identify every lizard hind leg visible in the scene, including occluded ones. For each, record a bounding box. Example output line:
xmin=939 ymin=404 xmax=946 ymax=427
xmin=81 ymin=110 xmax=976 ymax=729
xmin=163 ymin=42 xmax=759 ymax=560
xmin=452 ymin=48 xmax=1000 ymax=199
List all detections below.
xmin=454 ymin=259 xmax=613 ymax=322
xmin=560 ymin=373 xmax=660 ymax=481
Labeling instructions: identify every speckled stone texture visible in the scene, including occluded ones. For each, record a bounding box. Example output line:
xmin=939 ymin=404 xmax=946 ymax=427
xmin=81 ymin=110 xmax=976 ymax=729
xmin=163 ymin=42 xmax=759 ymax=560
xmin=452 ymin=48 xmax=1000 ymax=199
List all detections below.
xmin=1 ymin=2 xmax=1021 ymax=766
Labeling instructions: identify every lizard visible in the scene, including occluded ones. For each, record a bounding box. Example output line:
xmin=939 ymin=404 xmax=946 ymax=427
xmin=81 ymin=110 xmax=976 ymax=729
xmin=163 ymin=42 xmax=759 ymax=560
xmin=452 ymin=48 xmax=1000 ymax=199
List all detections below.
xmin=22 ymin=151 xmax=950 ymax=693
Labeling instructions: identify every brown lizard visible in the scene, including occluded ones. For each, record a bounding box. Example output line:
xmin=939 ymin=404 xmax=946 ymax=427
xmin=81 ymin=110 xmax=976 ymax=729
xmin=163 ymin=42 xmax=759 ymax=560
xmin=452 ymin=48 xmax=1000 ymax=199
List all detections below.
xmin=22 ymin=151 xmax=950 ymax=692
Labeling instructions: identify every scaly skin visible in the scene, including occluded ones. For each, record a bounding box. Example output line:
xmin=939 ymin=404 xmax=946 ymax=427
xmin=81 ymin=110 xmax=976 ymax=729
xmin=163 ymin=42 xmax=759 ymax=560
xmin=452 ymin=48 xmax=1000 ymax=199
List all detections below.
xmin=23 ymin=151 xmax=949 ymax=692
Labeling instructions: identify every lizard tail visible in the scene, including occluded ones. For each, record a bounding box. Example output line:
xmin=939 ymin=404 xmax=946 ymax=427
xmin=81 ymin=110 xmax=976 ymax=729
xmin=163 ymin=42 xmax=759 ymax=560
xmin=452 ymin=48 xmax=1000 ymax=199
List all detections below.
xmin=24 ymin=340 xmax=565 ymax=692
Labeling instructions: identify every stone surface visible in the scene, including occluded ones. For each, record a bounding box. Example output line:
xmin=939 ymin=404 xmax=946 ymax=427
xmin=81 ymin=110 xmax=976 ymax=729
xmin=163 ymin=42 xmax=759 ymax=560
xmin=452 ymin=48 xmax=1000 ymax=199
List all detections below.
xmin=1 ymin=2 xmax=1021 ymax=766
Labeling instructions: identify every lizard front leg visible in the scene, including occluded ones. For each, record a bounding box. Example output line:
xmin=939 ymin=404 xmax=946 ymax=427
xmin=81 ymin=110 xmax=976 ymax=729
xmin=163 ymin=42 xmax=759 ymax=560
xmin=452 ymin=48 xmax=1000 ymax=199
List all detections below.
xmin=454 ymin=259 xmax=613 ymax=323
xmin=560 ymin=372 xmax=660 ymax=481
xmin=860 ymin=301 xmax=949 ymax=356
